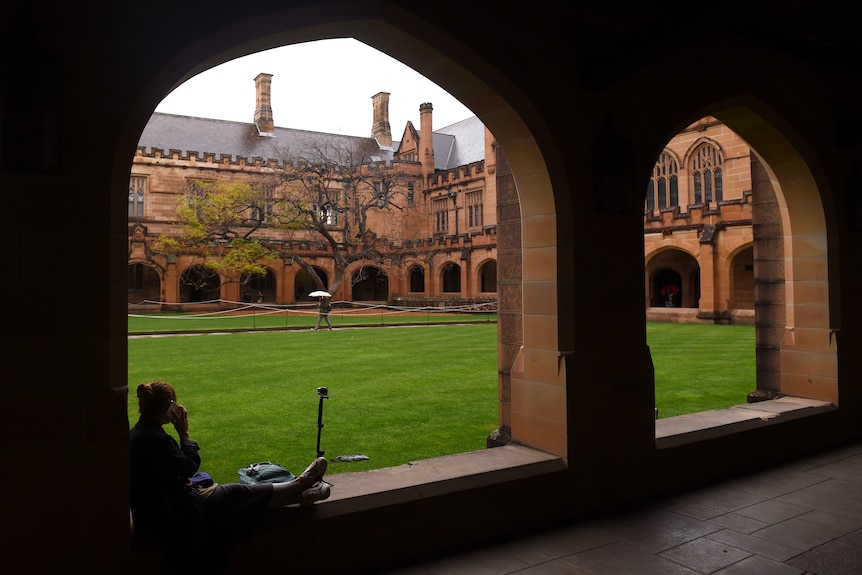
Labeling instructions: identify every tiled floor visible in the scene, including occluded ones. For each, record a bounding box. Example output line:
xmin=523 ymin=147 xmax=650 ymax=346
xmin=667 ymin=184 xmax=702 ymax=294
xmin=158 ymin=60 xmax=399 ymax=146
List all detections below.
xmin=383 ymin=439 xmax=862 ymax=575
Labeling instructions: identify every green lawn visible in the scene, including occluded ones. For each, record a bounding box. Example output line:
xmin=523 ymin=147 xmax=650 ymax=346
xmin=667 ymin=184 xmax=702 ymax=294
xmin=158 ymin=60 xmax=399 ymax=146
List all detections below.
xmin=649 ymin=322 xmax=755 ymax=418
xmin=128 ymin=324 xmax=500 ymax=483
xmin=128 ymin=321 xmax=755 ymax=482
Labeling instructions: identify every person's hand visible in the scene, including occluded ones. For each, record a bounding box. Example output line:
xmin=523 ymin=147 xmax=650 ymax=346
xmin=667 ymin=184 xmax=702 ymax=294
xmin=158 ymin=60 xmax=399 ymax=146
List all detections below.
xmin=170 ymin=404 xmax=190 ymax=440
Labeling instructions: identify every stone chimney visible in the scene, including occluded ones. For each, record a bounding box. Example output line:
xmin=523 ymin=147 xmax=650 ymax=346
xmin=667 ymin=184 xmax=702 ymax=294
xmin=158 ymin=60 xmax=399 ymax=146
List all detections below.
xmin=254 ymin=73 xmax=275 ymax=135
xmin=419 ymin=102 xmax=434 ymax=179
xmin=371 ymin=92 xmax=392 ymax=147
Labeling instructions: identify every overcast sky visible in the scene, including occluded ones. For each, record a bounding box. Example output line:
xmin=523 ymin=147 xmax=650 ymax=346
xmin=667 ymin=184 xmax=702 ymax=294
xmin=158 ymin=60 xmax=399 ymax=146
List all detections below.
xmin=155 ymin=38 xmax=475 ymax=137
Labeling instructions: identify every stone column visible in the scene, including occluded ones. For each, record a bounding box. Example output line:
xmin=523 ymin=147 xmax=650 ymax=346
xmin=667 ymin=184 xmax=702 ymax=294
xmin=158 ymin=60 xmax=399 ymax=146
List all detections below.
xmin=750 ymin=153 xmax=784 ymax=400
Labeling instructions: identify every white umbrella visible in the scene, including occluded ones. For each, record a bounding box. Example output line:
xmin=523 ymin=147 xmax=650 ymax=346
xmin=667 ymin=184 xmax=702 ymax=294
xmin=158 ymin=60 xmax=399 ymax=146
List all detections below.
xmin=309 ymin=290 xmax=331 ymax=298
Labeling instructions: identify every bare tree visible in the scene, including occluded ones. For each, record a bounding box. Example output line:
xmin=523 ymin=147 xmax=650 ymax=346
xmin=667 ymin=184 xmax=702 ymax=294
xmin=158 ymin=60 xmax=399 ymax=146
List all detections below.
xmin=155 ymin=135 xmax=422 ymax=295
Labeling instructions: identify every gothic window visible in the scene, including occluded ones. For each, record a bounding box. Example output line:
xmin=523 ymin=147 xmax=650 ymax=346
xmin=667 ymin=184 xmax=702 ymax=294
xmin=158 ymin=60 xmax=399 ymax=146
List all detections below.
xmin=691 ymin=143 xmax=723 ymax=204
xmin=250 ymin=186 xmax=274 ymax=223
xmin=128 ymin=176 xmax=146 ymax=218
xmin=186 ymin=179 xmax=214 ymax=217
xmin=433 ymin=197 xmax=449 ymax=233
xmin=407 ymin=182 xmax=415 ymax=206
xmin=374 ymin=181 xmax=389 ymax=208
xmin=313 ymin=203 xmax=337 ymax=225
xmin=646 ymin=152 xmax=678 ymax=211
xmin=466 ymin=190 xmax=484 ymax=228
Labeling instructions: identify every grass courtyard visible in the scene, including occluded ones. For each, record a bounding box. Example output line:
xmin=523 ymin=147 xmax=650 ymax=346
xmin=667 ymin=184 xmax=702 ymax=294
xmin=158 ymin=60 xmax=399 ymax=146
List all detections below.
xmin=128 ymin=321 xmax=755 ymax=483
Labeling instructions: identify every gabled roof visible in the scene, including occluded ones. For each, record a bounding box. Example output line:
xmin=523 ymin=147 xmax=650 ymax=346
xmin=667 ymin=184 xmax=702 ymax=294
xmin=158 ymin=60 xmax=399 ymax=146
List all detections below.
xmin=432 ymin=116 xmax=485 ymax=170
xmin=137 ymin=113 xmax=393 ymax=164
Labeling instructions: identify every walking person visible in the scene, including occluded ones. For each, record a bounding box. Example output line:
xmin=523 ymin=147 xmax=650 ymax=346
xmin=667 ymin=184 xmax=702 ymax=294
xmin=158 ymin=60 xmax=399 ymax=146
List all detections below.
xmin=313 ymin=295 xmax=333 ymax=331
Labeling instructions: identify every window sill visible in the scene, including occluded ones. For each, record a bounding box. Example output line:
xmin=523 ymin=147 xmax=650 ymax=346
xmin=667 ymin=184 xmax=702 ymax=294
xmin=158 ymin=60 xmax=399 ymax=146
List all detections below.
xmin=655 ymin=396 xmax=836 ymax=449
xmin=270 ymin=443 xmax=565 ymax=520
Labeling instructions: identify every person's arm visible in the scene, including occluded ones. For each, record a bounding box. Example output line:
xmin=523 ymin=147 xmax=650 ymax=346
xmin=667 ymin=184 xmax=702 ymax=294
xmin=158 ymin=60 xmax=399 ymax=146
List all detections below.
xmin=168 ymin=404 xmax=201 ymax=476
xmin=170 ymin=403 xmax=190 ymax=442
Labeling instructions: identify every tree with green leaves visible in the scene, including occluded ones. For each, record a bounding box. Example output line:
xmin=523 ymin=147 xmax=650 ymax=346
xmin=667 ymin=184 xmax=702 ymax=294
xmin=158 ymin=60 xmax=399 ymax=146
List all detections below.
xmin=155 ymin=136 xmax=421 ymax=297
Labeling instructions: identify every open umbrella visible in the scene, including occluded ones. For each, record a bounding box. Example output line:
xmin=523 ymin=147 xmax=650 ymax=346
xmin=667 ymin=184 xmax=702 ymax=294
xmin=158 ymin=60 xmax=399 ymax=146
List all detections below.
xmin=309 ymin=290 xmax=331 ymax=298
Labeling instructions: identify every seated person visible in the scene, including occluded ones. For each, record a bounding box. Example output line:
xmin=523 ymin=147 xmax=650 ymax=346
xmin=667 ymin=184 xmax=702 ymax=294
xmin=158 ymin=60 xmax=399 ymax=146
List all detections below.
xmin=130 ymin=380 xmax=330 ymax=571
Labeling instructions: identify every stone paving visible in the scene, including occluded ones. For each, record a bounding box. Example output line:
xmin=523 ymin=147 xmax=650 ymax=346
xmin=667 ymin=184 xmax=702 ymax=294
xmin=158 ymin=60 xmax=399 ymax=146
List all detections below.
xmin=384 ymin=439 xmax=862 ymax=575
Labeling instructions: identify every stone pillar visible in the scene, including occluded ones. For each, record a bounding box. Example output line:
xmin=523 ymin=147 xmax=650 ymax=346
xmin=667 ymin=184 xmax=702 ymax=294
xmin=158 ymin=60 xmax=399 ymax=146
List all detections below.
xmin=489 ymin=144 xmax=519 ymax=447
xmin=162 ymin=256 xmax=178 ymax=309
xmin=698 ymin=229 xmax=716 ymax=314
xmin=750 ymin=153 xmax=785 ymax=400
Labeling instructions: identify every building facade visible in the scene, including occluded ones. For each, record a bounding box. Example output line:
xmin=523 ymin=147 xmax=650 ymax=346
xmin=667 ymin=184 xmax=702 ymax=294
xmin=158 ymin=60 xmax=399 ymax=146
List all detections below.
xmin=129 ymin=76 xmax=498 ymax=309
xmin=130 ymin=80 xmax=756 ymax=324
xmin=644 ymin=116 xmax=756 ymax=324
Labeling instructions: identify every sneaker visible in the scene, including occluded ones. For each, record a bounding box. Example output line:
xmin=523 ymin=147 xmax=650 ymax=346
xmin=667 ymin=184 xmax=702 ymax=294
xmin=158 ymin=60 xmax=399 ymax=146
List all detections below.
xmin=300 ymin=481 xmax=331 ymax=505
xmin=298 ymin=457 xmax=327 ymax=487
xmin=311 ymin=327 xmax=317 ymax=332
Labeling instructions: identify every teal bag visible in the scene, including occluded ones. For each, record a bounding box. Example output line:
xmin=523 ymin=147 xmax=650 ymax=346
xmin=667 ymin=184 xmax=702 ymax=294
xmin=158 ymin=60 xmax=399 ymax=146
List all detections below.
xmin=237 ymin=461 xmax=295 ymax=484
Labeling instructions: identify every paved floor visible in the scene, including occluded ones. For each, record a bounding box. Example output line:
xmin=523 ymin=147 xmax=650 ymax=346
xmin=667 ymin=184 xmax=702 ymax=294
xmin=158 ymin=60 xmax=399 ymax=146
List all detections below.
xmin=383 ymin=438 xmax=862 ymax=575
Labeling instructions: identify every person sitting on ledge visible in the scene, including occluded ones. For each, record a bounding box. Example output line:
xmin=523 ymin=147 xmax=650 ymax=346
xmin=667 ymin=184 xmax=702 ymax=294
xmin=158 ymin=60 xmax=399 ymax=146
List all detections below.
xmin=130 ymin=380 xmax=330 ymax=572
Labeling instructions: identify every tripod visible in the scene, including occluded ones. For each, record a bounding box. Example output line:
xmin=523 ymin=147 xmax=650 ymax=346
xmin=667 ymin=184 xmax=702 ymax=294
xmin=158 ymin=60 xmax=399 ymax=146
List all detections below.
xmin=316 ymin=387 xmax=328 ymax=458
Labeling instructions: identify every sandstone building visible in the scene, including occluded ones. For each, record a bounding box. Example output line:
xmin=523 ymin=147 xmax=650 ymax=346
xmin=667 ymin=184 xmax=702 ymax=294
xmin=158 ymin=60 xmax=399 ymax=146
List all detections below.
xmin=130 ymin=80 xmax=757 ymax=327
xmin=129 ymin=76 xmax=498 ymax=309
xmin=5 ymin=2 xmax=858 ymax=573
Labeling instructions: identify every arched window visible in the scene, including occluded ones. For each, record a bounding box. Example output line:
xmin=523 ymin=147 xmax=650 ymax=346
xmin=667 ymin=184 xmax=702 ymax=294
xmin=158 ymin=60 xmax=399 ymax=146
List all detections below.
xmin=646 ymin=151 xmax=678 ymax=211
xmin=691 ymin=143 xmax=723 ymax=204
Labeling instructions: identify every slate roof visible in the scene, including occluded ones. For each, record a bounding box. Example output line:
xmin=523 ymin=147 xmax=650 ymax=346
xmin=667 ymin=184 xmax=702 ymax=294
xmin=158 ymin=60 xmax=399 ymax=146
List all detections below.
xmin=138 ymin=111 xmax=485 ymax=170
xmin=432 ymin=116 xmax=486 ymax=170
xmin=138 ymin=113 xmax=392 ymax=165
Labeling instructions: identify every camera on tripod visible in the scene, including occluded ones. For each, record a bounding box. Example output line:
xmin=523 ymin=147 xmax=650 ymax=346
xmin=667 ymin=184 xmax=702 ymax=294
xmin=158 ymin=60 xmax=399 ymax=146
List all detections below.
xmin=317 ymin=386 xmax=329 ymax=399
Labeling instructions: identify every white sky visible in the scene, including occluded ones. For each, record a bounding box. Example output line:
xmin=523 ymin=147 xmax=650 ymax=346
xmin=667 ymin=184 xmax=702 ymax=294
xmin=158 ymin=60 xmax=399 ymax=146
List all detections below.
xmin=155 ymin=38 xmax=475 ymax=137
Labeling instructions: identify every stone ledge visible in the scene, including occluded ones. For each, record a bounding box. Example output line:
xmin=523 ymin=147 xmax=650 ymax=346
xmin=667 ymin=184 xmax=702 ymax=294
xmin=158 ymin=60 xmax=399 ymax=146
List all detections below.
xmin=270 ymin=443 xmax=566 ymax=520
xmin=655 ymin=396 xmax=837 ymax=449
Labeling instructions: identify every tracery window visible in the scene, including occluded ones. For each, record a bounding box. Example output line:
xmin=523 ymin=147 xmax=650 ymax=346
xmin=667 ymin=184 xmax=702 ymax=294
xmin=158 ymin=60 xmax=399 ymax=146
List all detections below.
xmin=128 ymin=176 xmax=146 ymax=217
xmin=374 ymin=181 xmax=389 ymax=208
xmin=466 ymin=190 xmax=484 ymax=228
xmin=186 ymin=179 xmax=214 ymax=217
xmin=646 ymin=152 xmax=678 ymax=211
xmin=313 ymin=203 xmax=337 ymax=225
xmin=433 ymin=197 xmax=449 ymax=233
xmin=691 ymin=143 xmax=723 ymax=204
xmin=250 ymin=186 xmax=274 ymax=223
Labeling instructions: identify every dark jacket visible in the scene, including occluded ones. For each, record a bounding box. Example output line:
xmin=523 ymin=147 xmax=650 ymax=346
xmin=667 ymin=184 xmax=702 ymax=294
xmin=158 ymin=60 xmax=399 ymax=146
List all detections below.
xmin=130 ymin=420 xmax=203 ymax=542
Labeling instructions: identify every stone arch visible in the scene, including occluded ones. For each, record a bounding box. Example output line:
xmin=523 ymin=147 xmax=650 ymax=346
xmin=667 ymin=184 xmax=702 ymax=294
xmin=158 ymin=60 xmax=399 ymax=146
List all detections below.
xmin=727 ymin=244 xmax=754 ymax=312
xmin=352 ymin=265 xmax=389 ymax=301
xmin=647 ymin=249 xmax=699 ymax=308
xmin=127 ymin=260 xmax=162 ymax=305
xmin=241 ymin=266 xmax=277 ymax=303
xmin=441 ymin=261 xmax=462 ymax=293
xmin=294 ymin=266 xmax=329 ymax=301
xmin=476 ymin=258 xmax=497 ymax=294
xmin=179 ymin=264 xmax=221 ymax=303
xmin=119 ymin=7 xmax=561 ymax=455
xmin=714 ymin=104 xmax=838 ymax=402
xmin=407 ymin=263 xmax=425 ymax=294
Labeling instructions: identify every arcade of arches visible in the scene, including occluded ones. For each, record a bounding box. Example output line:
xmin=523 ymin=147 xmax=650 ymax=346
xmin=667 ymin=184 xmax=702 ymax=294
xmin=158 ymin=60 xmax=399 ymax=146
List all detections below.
xmin=5 ymin=3 xmax=859 ymax=573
